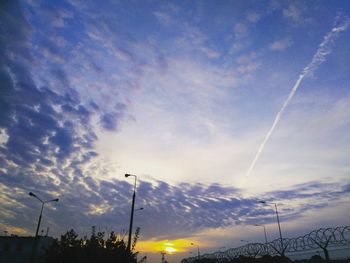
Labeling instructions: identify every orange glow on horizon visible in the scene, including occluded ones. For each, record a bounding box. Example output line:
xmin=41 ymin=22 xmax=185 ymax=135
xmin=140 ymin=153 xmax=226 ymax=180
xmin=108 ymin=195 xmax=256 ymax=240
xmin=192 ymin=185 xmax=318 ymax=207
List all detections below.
xmin=137 ymin=239 xmax=204 ymax=254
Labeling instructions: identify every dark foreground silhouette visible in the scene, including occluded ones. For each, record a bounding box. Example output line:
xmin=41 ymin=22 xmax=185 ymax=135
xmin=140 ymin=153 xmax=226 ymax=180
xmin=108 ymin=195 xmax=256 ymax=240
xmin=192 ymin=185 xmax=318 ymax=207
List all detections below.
xmin=45 ymin=227 xmax=146 ymax=263
xmin=190 ymin=255 xmax=350 ymax=263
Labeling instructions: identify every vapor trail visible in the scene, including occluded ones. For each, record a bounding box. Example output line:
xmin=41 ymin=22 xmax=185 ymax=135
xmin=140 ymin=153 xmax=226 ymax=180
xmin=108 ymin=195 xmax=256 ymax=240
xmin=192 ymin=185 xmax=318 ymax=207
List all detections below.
xmin=246 ymin=16 xmax=350 ymax=177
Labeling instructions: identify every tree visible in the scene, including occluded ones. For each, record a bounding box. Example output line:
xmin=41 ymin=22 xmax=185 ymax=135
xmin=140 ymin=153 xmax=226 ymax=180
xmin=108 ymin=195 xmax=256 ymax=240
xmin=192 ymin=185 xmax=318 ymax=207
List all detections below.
xmin=45 ymin=227 xmax=141 ymax=263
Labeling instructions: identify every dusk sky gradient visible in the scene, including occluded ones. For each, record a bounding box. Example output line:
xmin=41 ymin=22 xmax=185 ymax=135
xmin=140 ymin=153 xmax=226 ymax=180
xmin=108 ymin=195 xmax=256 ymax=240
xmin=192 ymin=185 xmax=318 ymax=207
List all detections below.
xmin=1 ymin=1 xmax=350 ymax=262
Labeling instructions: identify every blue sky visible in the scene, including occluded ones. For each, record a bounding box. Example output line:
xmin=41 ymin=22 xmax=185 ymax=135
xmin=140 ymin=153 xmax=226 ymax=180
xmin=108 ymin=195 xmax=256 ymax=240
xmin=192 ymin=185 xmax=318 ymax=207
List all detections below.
xmin=1 ymin=0 xmax=350 ymax=262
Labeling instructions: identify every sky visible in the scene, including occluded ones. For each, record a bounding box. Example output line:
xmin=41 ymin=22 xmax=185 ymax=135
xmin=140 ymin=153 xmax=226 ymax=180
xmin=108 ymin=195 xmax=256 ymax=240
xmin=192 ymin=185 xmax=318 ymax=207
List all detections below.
xmin=1 ymin=0 xmax=350 ymax=262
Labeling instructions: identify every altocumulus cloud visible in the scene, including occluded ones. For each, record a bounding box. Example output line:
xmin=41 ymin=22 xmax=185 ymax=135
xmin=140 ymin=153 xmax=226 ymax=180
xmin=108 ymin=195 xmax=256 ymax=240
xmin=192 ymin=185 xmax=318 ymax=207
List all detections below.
xmin=0 ymin=0 xmax=126 ymax=234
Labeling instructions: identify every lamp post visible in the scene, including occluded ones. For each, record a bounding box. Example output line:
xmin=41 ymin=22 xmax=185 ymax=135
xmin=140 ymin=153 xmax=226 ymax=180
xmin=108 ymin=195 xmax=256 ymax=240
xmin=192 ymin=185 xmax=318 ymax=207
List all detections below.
xmin=254 ymin=224 xmax=268 ymax=245
xmin=29 ymin=192 xmax=59 ymax=263
xmin=190 ymin=242 xmax=200 ymax=260
xmin=125 ymin=173 xmax=137 ymax=252
xmin=259 ymin=201 xmax=284 ymax=256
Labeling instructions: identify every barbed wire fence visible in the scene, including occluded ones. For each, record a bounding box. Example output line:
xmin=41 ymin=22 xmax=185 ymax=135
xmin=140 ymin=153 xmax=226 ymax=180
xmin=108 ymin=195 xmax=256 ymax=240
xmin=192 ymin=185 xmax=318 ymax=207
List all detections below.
xmin=181 ymin=225 xmax=350 ymax=263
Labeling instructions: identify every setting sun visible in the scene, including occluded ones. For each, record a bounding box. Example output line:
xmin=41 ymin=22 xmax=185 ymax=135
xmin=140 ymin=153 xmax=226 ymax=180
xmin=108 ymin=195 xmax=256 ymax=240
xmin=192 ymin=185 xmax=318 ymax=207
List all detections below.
xmin=164 ymin=245 xmax=177 ymax=254
xmin=137 ymin=239 xmax=197 ymax=254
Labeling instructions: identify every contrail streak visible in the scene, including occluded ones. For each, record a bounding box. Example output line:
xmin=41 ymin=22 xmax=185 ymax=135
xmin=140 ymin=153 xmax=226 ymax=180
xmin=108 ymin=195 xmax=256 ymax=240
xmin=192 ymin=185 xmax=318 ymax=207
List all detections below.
xmin=246 ymin=15 xmax=350 ymax=177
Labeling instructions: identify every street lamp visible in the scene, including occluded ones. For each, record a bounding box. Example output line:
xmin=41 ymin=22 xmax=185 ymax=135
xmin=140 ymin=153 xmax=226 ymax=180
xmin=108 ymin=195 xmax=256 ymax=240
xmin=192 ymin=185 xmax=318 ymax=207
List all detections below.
xmin=259 ymin=201 xmax=284 ymax=256
xmin=125 ymin=173 xmax=137 ymax=252
xmin=190 ymin=242 xmax=200 ymax=260
xmin=254 ymin=224 xmax=268 ymax=245
xmin=29 ymin=192 xmax=59 ymax=263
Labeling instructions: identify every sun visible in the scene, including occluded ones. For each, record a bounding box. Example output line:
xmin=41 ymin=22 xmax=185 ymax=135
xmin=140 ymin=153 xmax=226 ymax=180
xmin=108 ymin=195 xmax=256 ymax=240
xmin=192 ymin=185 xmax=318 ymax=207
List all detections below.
xmin=164 ymin=246 xmax=177 ymax=254
xmin=137 ymin=239 xmax=190 ymax=254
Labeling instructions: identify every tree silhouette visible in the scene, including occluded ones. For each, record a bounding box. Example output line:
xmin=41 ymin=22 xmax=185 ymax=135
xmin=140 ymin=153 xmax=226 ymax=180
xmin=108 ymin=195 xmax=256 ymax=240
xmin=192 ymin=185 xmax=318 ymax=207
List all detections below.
xmin=45 ymin=227 xmax=141 ymax=263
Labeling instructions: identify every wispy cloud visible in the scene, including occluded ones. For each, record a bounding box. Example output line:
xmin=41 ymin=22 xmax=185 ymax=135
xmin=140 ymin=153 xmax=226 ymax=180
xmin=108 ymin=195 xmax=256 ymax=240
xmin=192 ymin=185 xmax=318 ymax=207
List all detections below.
xmin=246 ymin=15 xmax=350 ymax=177
xmin=234 ymin=23 xmax=248 ymax=37
xmin=246 ymin=12 xmax=262 ymax=23
xmin=282 ymin=3 xmax=310 ymax=25
xmin=269 ymin=38 xmax=292 ymax=51
xmin=154 ymin=10 xmax=173 ymax=25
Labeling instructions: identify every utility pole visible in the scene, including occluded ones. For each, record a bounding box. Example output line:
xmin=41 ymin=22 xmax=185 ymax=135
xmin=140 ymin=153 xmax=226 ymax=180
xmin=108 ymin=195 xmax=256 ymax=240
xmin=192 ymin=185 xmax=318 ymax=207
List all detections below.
xmin=161 ymin=251 xmax=166 ymax=263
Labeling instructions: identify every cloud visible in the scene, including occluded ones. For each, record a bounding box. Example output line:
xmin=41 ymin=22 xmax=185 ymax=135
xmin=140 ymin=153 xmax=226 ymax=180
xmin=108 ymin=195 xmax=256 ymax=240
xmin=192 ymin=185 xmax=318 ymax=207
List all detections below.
xmin=100 ymin=112 xmax=122 ymax=131
xmin=2 ymin=169 xmax=349 ymax=240
xmin=115 ymin=48 xmax=135 ymax=62
xmin=246 ymin=17 xmax=349 ymax=177
xmin=39 ymin=5 xmax=74 ymax=28
xmin=154 ymin=10 xmax=173 ymax=25
xmin=269 ymin=39 xmax=292 ymax=51
xmin=283 ymin=5 xmax=302 ymax=22
xmin=282 ymin=3 xmax=310 ymax=25
xmin=266 ymin=181 xmax=348 ymax=201
xmin=99 ymin=102 xmax=128 ymax=131
xmin=1 ymin=0 xmax=349 ymax=249
xmin=234 ymin=23 xmax=248 ymax=37
xmin=0 ymin=0 xmax=124 ymax=234
xmin=48 ymin=34 xmax=67 ymax=48
xmin=199 ymin=47 xmax=221 ymax=59
xmin=40 ymin=39 xmax=66 ymax=63
xmin=235 ymin=52 xmax=261 ymax=76
xmin=246 ymin=12 xmax=261 ymax=23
